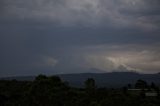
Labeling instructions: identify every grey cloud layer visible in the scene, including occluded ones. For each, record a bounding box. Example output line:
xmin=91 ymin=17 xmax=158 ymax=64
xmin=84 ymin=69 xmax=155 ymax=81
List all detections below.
xmin=0 ymin=0 xmax=160 ymax=76
xmin=1 ymin=0 xmax=160 ymax=29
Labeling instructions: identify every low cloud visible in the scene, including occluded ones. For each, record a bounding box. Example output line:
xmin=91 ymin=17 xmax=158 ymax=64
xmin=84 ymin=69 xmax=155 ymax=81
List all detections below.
xmin=68 ymin=44 xmax=160 ymax=74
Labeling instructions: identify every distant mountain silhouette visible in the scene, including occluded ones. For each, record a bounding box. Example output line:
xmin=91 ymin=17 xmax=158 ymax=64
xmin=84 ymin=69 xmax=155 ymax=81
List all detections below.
xmin=1 ymin=72 xmax=160 ymax=88
xmin=59 ymin=72 xmax=160 ymax=87
xmin=0 ymin=76 xmax=35 ymax=81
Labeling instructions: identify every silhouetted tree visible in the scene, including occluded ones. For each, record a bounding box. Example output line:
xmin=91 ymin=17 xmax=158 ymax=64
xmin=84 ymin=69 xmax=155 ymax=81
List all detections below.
xmin=35 ymin=74 xmax=47 ymax=81
xmin=0 ymin=75 xmax=160 ymax=106
xmin=85 ymin=78 xmax=96 ymax=98
xmin=122 ymin=87 xmax=128 ymax=95
xmin=85 ymin=78 xmax=96 ymax=91
xmin=127 ymin=84 xmax=132 ymax=89
xmin=135 ymin=79 xmax=148 ymax=89
xmin=150 ymin=82 xmax=156 ymax=89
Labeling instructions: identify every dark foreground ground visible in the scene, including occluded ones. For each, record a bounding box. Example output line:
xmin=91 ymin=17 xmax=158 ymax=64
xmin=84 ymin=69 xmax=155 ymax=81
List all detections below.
xmin=0 ymin=75 xmax=160 ymax=106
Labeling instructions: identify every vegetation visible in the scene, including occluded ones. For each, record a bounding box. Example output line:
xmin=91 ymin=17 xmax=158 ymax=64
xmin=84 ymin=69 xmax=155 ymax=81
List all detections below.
xmin=0 ymin=75 xmax=159 ymax=106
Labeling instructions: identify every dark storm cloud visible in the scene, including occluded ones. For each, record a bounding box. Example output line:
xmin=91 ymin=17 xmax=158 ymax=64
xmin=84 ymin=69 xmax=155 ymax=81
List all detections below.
xmin=1 ymin=0 xmax=160 ymax=28
xmin=0 ymin=0 xmax=160 ymax=76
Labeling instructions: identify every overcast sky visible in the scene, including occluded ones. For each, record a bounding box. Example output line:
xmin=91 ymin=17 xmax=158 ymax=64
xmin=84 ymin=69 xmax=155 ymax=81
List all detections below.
xmin=0 ymin=0 xmax=160 ymax=77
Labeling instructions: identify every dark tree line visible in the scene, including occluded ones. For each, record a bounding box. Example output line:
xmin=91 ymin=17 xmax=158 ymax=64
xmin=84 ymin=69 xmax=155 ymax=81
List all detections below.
xmin=0 ymin=75 xmax=160 ymax=106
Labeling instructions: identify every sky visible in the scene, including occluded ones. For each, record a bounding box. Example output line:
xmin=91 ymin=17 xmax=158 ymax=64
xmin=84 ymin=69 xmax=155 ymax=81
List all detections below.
xmin=0 ymin=0 xmax=160 ymax=77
